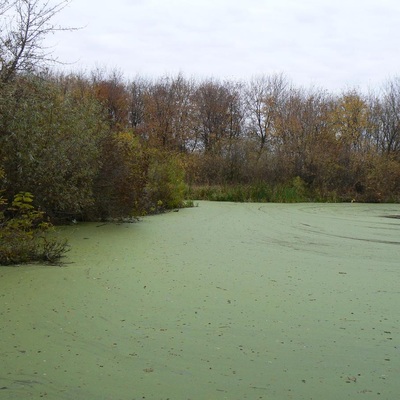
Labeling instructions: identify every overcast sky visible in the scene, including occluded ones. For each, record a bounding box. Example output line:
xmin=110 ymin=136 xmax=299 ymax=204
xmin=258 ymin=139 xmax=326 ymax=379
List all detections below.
xmin=50 ymin=0 xmax=400 ymax=92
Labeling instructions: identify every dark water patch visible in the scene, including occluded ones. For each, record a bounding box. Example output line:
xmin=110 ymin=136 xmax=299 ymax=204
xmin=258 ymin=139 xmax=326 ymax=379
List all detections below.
xmin=333 ymin=234 xmax=400 ymax=245
xmin=383 ymin=214 xmax=400 ymax=219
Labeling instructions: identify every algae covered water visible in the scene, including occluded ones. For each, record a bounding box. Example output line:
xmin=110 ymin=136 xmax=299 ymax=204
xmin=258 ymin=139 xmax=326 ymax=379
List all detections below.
xmin=1 ymin=202 xmax=399 ymax=399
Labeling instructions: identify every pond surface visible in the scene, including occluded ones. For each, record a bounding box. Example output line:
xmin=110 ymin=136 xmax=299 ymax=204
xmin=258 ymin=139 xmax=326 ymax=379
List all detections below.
xmin=1 ymin=202 xmax=400 ymax=399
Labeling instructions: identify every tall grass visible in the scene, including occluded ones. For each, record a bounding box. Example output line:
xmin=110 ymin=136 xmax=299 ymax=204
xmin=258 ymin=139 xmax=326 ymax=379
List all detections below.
xmin=186 ymin=177 xmax=316 ymax=203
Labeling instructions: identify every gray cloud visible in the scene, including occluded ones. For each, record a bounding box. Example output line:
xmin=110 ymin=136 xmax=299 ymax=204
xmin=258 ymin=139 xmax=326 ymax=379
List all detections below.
xmin=50 ymin=0 xmax=400 ymax=91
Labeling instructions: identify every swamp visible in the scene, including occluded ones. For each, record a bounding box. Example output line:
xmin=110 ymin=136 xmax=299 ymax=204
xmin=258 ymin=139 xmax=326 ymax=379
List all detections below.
xmin=1 ymin=201 xmax=400 ymax=399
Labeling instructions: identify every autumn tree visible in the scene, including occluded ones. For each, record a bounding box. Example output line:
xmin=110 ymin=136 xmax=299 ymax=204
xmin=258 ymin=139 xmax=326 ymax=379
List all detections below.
xmin=189 ymin=79 xmax=246 ymax=183
xmin=92 ymin=131 xmax=148 ymax=218
xmin=219 ymin=80 xmax=246 ymax=182
xmin=265 ymin=86 xmax=331 ymax=186
xmin=163 ymin=74 xmax=197 ymax=153
xmin=323 ymin=90 xmax=371 ymax=195
xmin=333 ymin=90 xmax=370 ymax=153
xmin=193 ymin=79 xmax=244 ymax=153
xmin=142 ymin=74 xmax=196 ymax=151
xmin=244 ymin=73 xmax=289 ymax=158
xmin=369 ymin=78 xmax=400 ymax=157
xmin=127 ymin=75 xmax=149 ymax=131
xmin=91 ymin=68 xmax=129 ymax=131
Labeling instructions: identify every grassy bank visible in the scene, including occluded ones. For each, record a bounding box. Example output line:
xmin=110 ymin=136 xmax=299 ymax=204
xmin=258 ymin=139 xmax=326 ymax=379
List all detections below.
xmin=186 ymin=178 xmax=340 ymax=203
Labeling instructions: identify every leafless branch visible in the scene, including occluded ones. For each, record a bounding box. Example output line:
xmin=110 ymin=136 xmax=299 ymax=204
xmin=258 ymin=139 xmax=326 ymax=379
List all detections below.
xmin=0 ymin=0 xmax=77 ymax=83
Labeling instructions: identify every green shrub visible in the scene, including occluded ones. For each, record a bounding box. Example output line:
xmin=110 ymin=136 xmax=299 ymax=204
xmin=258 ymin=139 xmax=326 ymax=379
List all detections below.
xmin=92 ymin=132 xmax=148 ymax=219
xmin=0 ymin=75 xmax=107 ymax=218
xmin=271 ymin=177 xmax=308 ymax=202
xmin=248 ymin=182 xmax=273 ymax=202
xmin=0 ymin=192 xmax=68 ymax=265
xmin=145 ymin=151 xmax=187 ymax=211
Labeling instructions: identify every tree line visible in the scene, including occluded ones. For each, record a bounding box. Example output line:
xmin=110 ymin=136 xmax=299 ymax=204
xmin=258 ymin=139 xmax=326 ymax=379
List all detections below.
xmin=1 ymin=1 xmax=399 ymax=220
xmin=2 ymin=69 xmax=400 ymax=216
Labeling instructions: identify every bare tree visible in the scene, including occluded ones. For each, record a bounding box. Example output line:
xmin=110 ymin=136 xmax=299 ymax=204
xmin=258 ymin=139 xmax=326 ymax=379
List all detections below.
xmin=273 ymin=86 xmax=335 ymax=182
xmin=90 ymin=67 xmax=129 ymax=131
xmin=142 ymin=74 xmax=196 ymax=151
xmin=127 ymin=75 xmax=149 ymax=130
xmin=193 ymin=78 xmax=242 ymax=153
xmin=375 ymin=78 xmax=400 ymax=156
xmin=0 ymin=0 xmax=74 ymax=83
xmin=0 ymin=1 xmax=15 ymax=15
xmin=244 ymin=73 xmax=289 ymax=157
